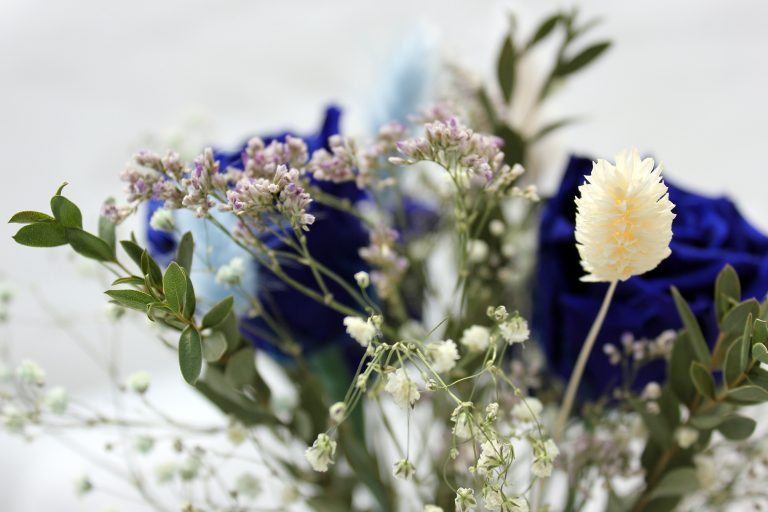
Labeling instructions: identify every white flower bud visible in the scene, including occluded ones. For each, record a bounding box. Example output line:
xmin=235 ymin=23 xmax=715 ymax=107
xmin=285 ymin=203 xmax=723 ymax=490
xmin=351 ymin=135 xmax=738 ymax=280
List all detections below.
xmin=423 ymin=505 xmax=444 ymax=512
xmin=215 ymin=257 xmax=245 ymax=286
xmin=16 ymin=359 xmax=45 ymax=386
xmin=329 ymin=402 xmax=347 ymax=424
xmin=467 ymin=239 xmax=489 ymax=263
xmin=642 ymin=382 xmax=662 ymax=400
xmin=149 ymin=208 xmax=175 ymax=232
xmin=1 ymin=404 xmax=26 ymax=433
xmin=489 ymin=219 xmax=505 ymax=237
xmin=73 ymin=474 xmax=93 ymax=497
xmin=384 ymin=369 xmax=420 ymax=408
xmin=425 ymin=340 xmax=460 ymax=373
xmin=133 ymin=435 xmax=155 ymax=454
xmin=126 ymin=371 xmax=151 ymax=394
xmin=227 ymin=421 xmax=248 ymax=446
xmin=675 ymin=426 xmax=699 ymax=449
xmin=460 ymin=325 xmax=490 ymax=352
xmin=45 ymin=386 xmax=69 ymax=414
xmin=354 ymin=271 xmax=370 ymax=289
xmin=154 ymin=462 xmax=176 ymax=484
xmin=343 ymin=316 xmax=377 ymax=347
xmin=499 ymin=315 xmax=529 ymax=344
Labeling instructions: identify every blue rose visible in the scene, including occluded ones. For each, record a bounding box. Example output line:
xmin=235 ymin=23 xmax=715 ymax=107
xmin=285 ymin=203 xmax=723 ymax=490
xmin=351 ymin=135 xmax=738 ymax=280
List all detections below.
xmin=536 ymin=155 xmax=768 ymax=396
xmin=145 ymin=106 xmax=371 ymax=356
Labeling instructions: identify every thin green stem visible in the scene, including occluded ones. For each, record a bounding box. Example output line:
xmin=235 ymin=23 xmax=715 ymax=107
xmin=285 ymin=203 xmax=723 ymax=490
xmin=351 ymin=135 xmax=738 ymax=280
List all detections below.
xmin=554 ymin=280 xmax=618 ymax=441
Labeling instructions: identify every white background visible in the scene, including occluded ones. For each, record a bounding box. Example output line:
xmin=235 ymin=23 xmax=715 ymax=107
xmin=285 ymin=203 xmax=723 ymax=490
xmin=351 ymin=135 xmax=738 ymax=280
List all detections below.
xmin=1 ymin=0 xmax=768 ymax=510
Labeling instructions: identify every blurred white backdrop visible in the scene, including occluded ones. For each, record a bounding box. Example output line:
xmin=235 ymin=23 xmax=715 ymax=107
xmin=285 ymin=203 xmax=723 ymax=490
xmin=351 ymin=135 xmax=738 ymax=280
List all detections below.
xmin=1 ymin=0 xmax=768 ymax=510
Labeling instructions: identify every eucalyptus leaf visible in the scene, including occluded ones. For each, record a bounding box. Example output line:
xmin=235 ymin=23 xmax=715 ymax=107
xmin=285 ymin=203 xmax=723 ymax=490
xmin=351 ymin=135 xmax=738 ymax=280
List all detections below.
xmin=66 ymin=228 xmax=115 ymax=262
xmin=753 ymin=343 xmax=768 ymax=364
xmin=741 ymin=313 xmax=754 ymax=369
xmin=178 ymin=326 xmax=203 ymax=385
xmin=104 ymin=289 xmax=155 ymax=311
xmin=671 ymin=287 xmax=710 ymax=364
xmin=50 ymin=195 xmax=83 ymax=229
xmin=111 ymin=276 xmax=145 ymax=286
xmin=183 ymin=273 xmax=196 ymax=320
xmin=162 ymin=262 xmax=187 ymax=313
xmin=556 ymin=41 xmax=611 ymax=76
xmin=526 ymin=13 xmax=560 ymax=50
xmin=753 ymin=319 xmax=768 ymax=345
xmin=12 ymin=221 xmax=68 ymax=247
xmin=225 ymin=347 xmax=258 ymax=390
xmin=722 ymin=299 xmax=760 ymax=334
xmin=724 ymin=337 xmax=746 ymax=388
xmin=202 ymin=332 xmax=228 ymax=362
xmin=668 ymin=331 xmax=696 ymax=405
xmin=120 ymin=240 xmax=144 ymax=267
xmin=716 ymin=415 xmax=756 ymax=440
xmin=141 ymin=250 xmax=163 ymax=290
xmin=215 ymin=311 xmax=242 ymax=353
xmin=176 ymin=232 xmax=194 ymax=275
xmin=649 ymin=467 xmax=699 ymax=499
xmin=689 ymin=362 xmax=715 ymax=399
xmin=202 ymin=296 xmax=234 ymax=329
xmin=726 ymin=385 xmax=768 ymax=404
xmin=98 ymin=215 xmax=116 ymax=252
xmin=715 ymin=264 xmax=741 ymax=322
xmin=8 ymin=211 xmax=54 ymax=224
xmin=497 ymin=36 xmax=516 ymax=103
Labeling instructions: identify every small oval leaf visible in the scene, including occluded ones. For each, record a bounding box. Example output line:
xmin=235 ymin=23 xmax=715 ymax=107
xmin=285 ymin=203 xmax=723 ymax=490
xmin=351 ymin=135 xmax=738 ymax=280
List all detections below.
xmin=13 ymin=221 xmax=68 ymax=247
xmin=179 ymin=326 xmax=203 ymax=385
xmin=66 ymin=228 xmax=116 ymax=262
xmin=163 ymin=262 xmax=187 ymax=313
xmin=202 ymin=296 xmax=234 ymax=329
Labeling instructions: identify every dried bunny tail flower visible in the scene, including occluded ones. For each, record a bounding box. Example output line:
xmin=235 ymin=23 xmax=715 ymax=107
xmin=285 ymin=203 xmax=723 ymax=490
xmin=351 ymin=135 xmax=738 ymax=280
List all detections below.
xmin=575 ymin=148 xmax=675 ymax=282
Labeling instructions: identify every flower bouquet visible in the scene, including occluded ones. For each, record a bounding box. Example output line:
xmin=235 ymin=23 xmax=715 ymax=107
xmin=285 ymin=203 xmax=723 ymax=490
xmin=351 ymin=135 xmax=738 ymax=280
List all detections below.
xmin=5 ymin=7 xmax=768 ymax=512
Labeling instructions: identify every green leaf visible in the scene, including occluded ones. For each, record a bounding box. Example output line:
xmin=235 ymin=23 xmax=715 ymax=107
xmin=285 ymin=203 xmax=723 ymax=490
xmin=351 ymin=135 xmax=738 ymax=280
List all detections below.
xmin=689 ymin=362 xmax=715 ymax=399
xmin=50 ymin=195 xmax=82 ymax=229
xmin=12 ymin=221 xmax=68 ymax=247
xmin=111 ymin=276 xmax=145 ymax=286
xmin=497 ymin=36 xmax=516 ymax=103
xmin=556 ymin=41 xmax=611 ymax=76
xmin=631 ymin=398 xmax=672 ymax=447
xmin=66 ymin=228 xmax=115 ymax=262
xmin=494 ymin=124 xmax=526 ymax=167
xmin=141 ymin=250 xmax=163 ymax=290
xmin=668 ymin=332 xmax=696 ymax=405
xmin=178 ymin=326 xmax=202 ymax=385
xmin=162 ymin=262 xmax=187 ymax=313
xmin=476 ymin=87 xmax=498 ymax=127
xmin=690 ymin=414 xmax=726 ymax=430
xmin=650 ymin=467 xmax=699 ymax=499
xmin=98 ymin=216 xmax=116 ymax=252
xmin=753 ymin=319 xmax=768 ymax=345
xmin=120 ymin=240 xmax=144 ymax=267
xmin=215 ymin=311 xmax=242 ymax=353
xmin=753 ymin=343 xmax=768 ymax=364
xmin=202 ymin=331 xmax=228 ymax=362
xmin=724 ymin=337 xmax=746 ymax=388
xmin=716 ymin=415 xmax=756 ymax=440
xmin=671 ymin=287 xmax=710 ymax=364
xmin=715 ymin=264 xmax=741 ymax=323
xmin=722 ymin=299 xmax=760 ymax=334
xmin=202 ymin=296 xmax=234 ymax=329
xmin=176 ymin=231 xmax=194 ymax=275
xmin=8 ymin=211 xmax=54 ymax=224
xmin=727 ymin=385 xmax=768 ymax=404
xmin=225 ymin=347 xmax=258 ymax=389
xmin=526 ymin=13 xmax=560 ymax=50
xmin=105 ymin=289 xmax=155 ymax=311
xmin=183 ymin=273 xmax=196 ymax=320
xmin=741 ymin=313 xmax=754 ymax=369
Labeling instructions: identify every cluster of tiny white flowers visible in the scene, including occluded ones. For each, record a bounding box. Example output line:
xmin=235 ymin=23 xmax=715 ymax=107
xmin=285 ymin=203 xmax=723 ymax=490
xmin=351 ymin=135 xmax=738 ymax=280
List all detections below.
xmin=215 ymin=257 xmax=246 ymax=286
xmin=343 ymin=316 xmax=378 ymax=347
xmin=426 ymin=340 xmax=460 ymax=373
